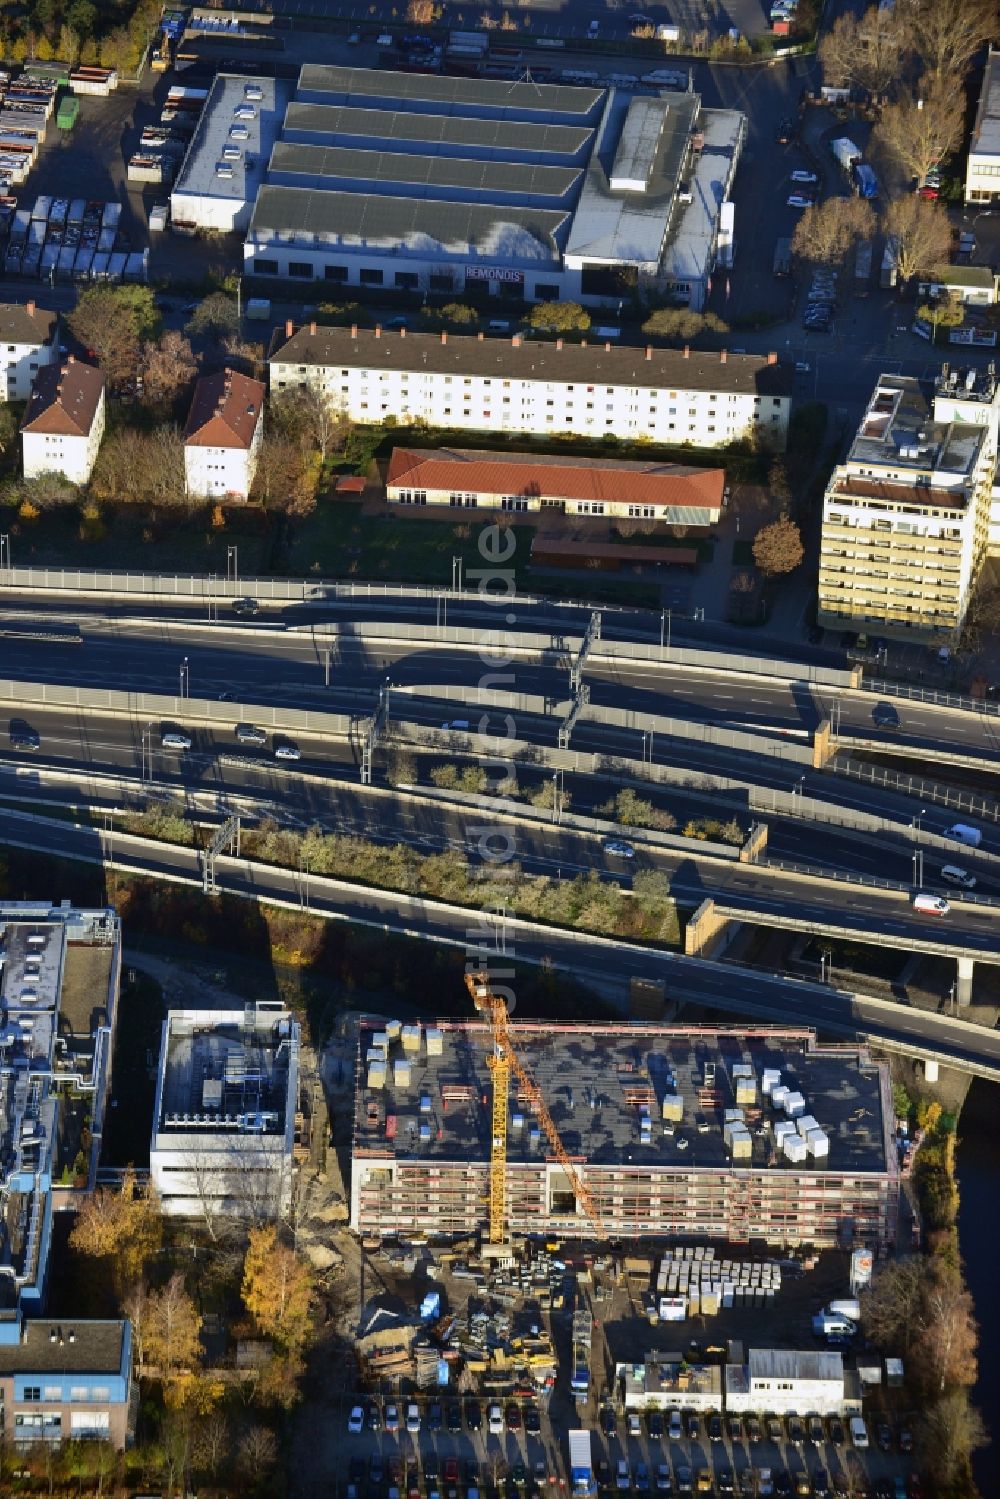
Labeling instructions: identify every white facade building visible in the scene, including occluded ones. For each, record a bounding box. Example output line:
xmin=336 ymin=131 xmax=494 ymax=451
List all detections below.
xmin=150 ymin=1004 xmax=300 ymax=1221
xmin=21 ymin=358 xmax=105 ymax=484
xmin=170 ymin=73 xmax=288 ymax=233
xmin=269 ymin=324 xmax=792 ymax=451
xmin=241 ymin=64 xmax=743 ymax=311
xmin=183 ymin=367 xmax=265 ymax=500
xmin=725 ymin=1350 xmax=854 ymax=1418
xmin=965 ymin=49 xmax=1000 ymax=208
xmin=0 ymin=301 xmax=59 ymax=401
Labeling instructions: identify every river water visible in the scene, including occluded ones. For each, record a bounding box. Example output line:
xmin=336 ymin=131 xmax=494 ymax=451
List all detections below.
xmin=955 ymin=1078 xmax=1000 ymax=1494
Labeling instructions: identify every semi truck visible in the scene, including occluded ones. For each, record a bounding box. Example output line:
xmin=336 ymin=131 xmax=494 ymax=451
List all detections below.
xmin=569 ymin=1431 xmax=596 ymax=1499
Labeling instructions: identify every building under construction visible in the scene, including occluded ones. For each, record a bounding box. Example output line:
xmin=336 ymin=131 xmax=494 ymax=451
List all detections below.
xmin=349 ymin=1021 xmax=899 ymax=1250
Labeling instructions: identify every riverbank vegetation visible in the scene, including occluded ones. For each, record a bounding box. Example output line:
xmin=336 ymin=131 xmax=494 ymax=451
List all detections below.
xmin=863 ymin=1090 xmax=986 ymax=1497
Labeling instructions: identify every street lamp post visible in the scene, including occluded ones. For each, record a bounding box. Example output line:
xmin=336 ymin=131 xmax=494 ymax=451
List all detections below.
xmin=912 ymin=807 xmax=927 ymax=886
xmin=141 ymin=721 xmax=156 ymax=784
xmin=660 ymin=609 xmax=672 ymax=650
xmin=452 ymin=556 xmax=464 ymax=594
xmin=179 ymin=657 xmax=190 ymax=699
xmin=0 ymin=533 xmax=10 ymax=570
xmin=227 ymin=545 xmax=238 ymax=587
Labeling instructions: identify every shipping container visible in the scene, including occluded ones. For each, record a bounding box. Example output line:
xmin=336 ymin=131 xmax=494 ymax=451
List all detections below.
xmin=56 ymin=96 xmax=79 ymax=130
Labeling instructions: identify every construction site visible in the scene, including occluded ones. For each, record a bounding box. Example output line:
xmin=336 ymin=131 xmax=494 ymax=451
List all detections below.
xmin=349 ymin=975 xmax=899 ymax=1252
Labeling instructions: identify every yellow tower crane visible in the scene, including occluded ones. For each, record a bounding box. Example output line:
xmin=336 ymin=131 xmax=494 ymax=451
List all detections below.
xmin=464 ymin=969 xmax=605 ymax=1245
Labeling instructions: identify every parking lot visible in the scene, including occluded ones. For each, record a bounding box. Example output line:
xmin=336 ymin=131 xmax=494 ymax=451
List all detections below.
xmin=337 ymin=1393 xmax=922 ymax=1499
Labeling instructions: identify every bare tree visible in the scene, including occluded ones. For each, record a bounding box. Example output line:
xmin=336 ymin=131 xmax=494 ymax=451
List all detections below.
xmin=874 ymin=84 xmax=964 ymax=191
xmin=792 ymin=197 xmax=875 ymax=266
xmin=916 ymin=1268 xmax=978 ymax=1394
xmin=819 ymin=7 xmax=912 ymax=95
xmin=899 ymin=0 xmax=997 ymax=83
xmin=296 ymin=381 xmax=347 ymax=463
xmin=141 ymin=330 xmax=198 ymax=415
xmin=884 ymin=195 xmax=952 ymax=281
xmin=920 ymin=1393 xmax=989 ymax=1492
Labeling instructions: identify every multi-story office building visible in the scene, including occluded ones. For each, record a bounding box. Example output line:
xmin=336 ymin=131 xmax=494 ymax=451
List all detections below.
xmin=350 ymin=1022 xmax=898 ymax=1249
xmin=0 ymin=1317 xmax=134 ymax=1447
xmin=150 ymin=1004 xmax=300 ymax=1221
xmin=965 ymin=48 xmax=1000 ymax=208
xmin=269 ymin=324 xmax=792 ymax=450
xmin=0 ymin=901 xmax=120 ymax=1313
xmin=817 ymin=366 xmax=1000 ymax=640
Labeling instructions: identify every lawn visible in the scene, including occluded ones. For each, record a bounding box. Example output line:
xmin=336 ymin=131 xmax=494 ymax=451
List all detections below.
xmin=285 ymin=501 xmax=535 ymax=587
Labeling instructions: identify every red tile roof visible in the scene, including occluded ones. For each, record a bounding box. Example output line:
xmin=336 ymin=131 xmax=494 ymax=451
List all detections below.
xmin=184 ymin=368 xmax=265 ymax=450
xmin=386 ymin=446 xmax=724 ymax=511
xmin=21 ymin=358 xmax=104 ymax=437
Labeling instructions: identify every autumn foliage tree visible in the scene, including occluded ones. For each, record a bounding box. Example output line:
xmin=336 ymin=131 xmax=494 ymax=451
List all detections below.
xmin=242 ymin=1225 xmax=314 ymax=1353
xmin=141 ymin=330 xmax=199 ymax=416
xmin=144 ymin=1273 xmax=204 ymax=1383
xmin=69 ymin=1165 xmax=162 ymax=1294
xmin=792 ymin=196 xmax=874 ymax=267
xmin=66 ymin=285 xmax=160 ymax=392
xmin=527 ymin=301 xmax=591 ymax=335
xmin=752 ymin=517 xmax=804 ymax=577
xmin=642 ymin=308 xmax=729 ymax=340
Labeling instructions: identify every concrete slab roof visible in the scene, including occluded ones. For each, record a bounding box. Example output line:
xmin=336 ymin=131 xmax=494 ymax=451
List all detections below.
xmin=353 ymin=1023 xmax=891 ymax=1175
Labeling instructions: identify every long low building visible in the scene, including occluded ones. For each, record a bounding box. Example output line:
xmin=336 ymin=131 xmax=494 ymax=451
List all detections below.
xmin=350 ymin=1022 xmax=899 ymax=1247
xmin=269 ymin=323 xmax=792 ymax=450
xmin=385 ymin=445 xmax=725 ymax=521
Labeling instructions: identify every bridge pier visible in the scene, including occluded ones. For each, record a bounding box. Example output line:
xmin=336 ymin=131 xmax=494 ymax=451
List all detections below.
xmin=956 ymin=955 xmax=975 ymax=1008
xmin=924 ymin=1059 xmax=940 ymax=1084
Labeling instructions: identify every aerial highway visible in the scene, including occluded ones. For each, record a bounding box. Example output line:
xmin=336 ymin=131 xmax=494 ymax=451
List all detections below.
xmin=1 ymin=804 xmax=998 ymax=1082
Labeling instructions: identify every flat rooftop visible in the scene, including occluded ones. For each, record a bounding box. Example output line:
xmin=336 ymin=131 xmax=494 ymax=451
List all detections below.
xmin=970 ymin=47 xmax=1000 ymax=161
xmin=268 ymin=142 xmax=582 ymax=205
xmin=281 ymin=101 xmax=592 ymax=162
xmin=848 ymin=375 xmax=987 ymax=479
xmin=157 ymin=1006 xmax=296 ymax=1137
xmin=249 ymin=185 xmax=567 ymax=262
xmin=354 ymin=1024 xmax=892 ymax=1175
xmin=296 ymin=63 xmax=603 ymax=123
xmin=172 ymin=72 xmax=288 ymax=207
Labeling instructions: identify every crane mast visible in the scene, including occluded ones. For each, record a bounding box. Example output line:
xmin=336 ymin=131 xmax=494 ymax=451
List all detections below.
xmin=464 ymin=970 xmax=604 ymax=1243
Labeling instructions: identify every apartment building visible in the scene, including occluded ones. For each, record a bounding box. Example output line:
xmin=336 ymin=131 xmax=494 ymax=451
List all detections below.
xmin=21 ymin=357 xmax=105 ymax=484
xmin=0 ymin=1316 xmax=134 ymax=1447
xmin=0 ymin=902 xmax=120 ymax=1313
xmin=965 ymin=47 xmax=1000 ymax=207
xmin=385 ymin=445 xmax=724 ymax=523
xmin=0 ymin=300 xmax=59 ymax=401
xmin=269 ymin=324 xmax=792 ymax=451
xmin=183 ymin=367 xmax=265 ymax=500
xmin=150 ymin=1004 xmax=300 ymax=1221
xmin=351 ymin=1023 xmax=898 ymax=1249
xmin=817 ymin=366 xmax=1000 ymax=641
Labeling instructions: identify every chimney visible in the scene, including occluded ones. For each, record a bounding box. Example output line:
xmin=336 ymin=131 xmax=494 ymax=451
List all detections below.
xmin=720 ymin=349 xmax=727 ymax=364
xmin=67 ymin=355 xmax=74 ymax=365
xmin=350 ymin=323 xmax=358 ymax=338
xmin=767 ymin=351 xmax=778 ymax=365
xmin=26 ymin=299 xmax=35 ymax=317
xmin=581 ymin=339 xmax=588 ymax=348
xmin=645 ymin=346 xmax=652 ymax=360
xmin=512 ymin=334 xmax=521 ymax=348
xmin=441 ymin=331 xmax=447 ymax=345
xmin=285 ymin=319 xmax=293 ymax=338
xmin=309 ymin=320 xmax=316 ymax=336
xmin=400 ymin=326 xmax=406 ymax=337
xmin=477 ymin=331 xmax=484 ymax=341
xmin=556 ymin=338 xmax=563 ymax=351
xmin=605 ymin=342 xmax=611 ymax=351
xmin=683 ymin=345 xmax=689 ymax=359
xmin=374 ymin=324 xmax=382 ymax=339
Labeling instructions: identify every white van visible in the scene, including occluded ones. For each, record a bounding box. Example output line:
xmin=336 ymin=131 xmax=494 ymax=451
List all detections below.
xmin=945 ymin=823 xmax=982 ymax=848
xmin=913 ymin=893 xmax=950 ymax=916
xmin=161 ymin=731 xmax=192 ymax=751
xmin=940 ymin=865 xmax=976 ymax=889
xmin=849 ymin=1416 xmax=868 ymax=1449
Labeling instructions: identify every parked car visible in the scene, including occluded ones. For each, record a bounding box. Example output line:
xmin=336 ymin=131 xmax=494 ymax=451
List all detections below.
xmin=448 ymin=1403 xmax=463 ymax=1433
xmin=788 ymin=190 xmax=817 ymax=208
xmin=617 ymin=1460 xmax=631 ymax=1491
xmin=767 ymin=1417 xmax=784 ymax=1444
xmin=407 ymin=1403 xmax=422 ymax=1434
xmin=876 ymin=1422 xmax=893 ymax=1453
xmin=635 ymin=1462 xmax=650 ymax=1492
xmin=808 ymin=1416 xmax=824 ymax=1446
xmin=525 ymin=1405 xmax=541 ymax=1435
xmin=746 ymin=1415 xmax=762 ymax=1444
xmin=828 ymin=1418 xmax=844 ymax=1447
xmin=467 ymin=1401 xmax=482 ymax=1431
xmin=648 ymin=1411 xmax=664 ymax=1440
xmin=427 ymin=1402 xmax=442 ymax=1431
xmin=348 ymin=1405 xmax=365 ymax=1434
xmin=601 ymin=1407 xmax=618 ymax=1437
xmin=384 ymin=1403 xmax=400 ymax=1433
xmin=668 ymin=1409 xmax=683 ymax=1441
xmin=629 ymin=1414 xmax=643 ymax=1439
xmin=718 ymin=1470 xmax=735 ymax=1494
xmin=776 ymin=118 xmax=795 ymax=143
xmin=488 ymin=1404 xmax=504 ymax=1436
xmin=728 ymin=1415 xmax=742 ymax=1442
xmin=788 ymin=1417 xmax=804 ymax=1448
xmin=687 ymin=1413 xmax=701 ymax=1441
xmin=656 ymin=1465 xmax=673 ymax=1492
xmin=506 ymin=1403 xmax=521 ymax=1431
xmin=790 ymin=169 xmax=819 ymax=184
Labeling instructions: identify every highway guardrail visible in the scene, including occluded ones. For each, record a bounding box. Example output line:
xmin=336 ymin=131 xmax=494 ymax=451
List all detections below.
xmin=833 ymin=756 xmax=1000 ymax=823
xmin=864 ymin=676 xmax=1000 ymax=720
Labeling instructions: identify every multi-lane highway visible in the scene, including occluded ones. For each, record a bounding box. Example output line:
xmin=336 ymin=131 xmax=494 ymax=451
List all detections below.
xmin=1 ymin=580 xmax=999 ymax=1032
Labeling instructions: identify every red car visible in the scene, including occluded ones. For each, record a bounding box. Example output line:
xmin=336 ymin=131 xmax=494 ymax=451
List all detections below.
xmin=506 ymin=1403 xmax=522 ymax=1430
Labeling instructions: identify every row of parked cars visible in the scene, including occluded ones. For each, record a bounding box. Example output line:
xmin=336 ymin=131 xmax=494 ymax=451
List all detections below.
xmin=348 ymin=1398 xmax=541 ymax=1438
xmin=600 ymin=1409 xmax=882 ymax=1450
